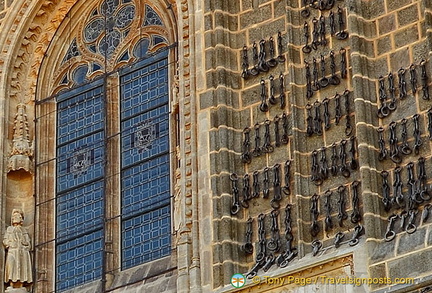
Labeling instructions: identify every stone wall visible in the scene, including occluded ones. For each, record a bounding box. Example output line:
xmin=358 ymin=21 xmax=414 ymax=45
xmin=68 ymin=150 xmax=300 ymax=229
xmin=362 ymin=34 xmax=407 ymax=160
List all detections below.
xmin=199 ymin=0 xmax=432 ymax=292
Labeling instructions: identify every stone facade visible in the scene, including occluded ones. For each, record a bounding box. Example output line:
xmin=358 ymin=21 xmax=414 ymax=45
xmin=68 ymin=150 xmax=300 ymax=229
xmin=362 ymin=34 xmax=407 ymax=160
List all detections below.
xmin=0 ymin=0 xmax=431 ymax=293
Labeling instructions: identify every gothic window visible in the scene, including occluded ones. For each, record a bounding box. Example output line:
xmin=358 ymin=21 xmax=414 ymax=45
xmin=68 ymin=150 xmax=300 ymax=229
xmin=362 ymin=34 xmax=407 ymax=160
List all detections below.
xmin=36 ymin=0 xmax=175 ymax=291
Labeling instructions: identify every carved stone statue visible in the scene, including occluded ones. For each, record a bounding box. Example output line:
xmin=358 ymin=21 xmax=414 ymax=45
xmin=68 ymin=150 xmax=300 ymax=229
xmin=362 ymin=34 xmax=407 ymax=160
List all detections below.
xmin=3 ymin=209 xmax=32 ymax=292
xmin=8 ymin=103 xmax=33 ymax=174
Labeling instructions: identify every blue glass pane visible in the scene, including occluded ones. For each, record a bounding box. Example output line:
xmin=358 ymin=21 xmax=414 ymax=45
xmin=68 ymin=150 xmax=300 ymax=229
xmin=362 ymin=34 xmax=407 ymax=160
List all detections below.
xmin=62 ymin=39 xmax=81 ymax=64
xmin=57 ymin=181 xmax=104 ymax=241
xmin=143 ymin=4 xmax=163 ymax=27
xmin=122 ymin=205 xmax=171 ymax=269
xmin=132 ymin=38 xmax=150 ymax=58
xmin=57 ymin=86 xmax=104 ymax=145
xmin=121 ymin=105 xmax=169 ymax=168
xmin=120 ymin=58 xmax=168 ymax=119
xmin=56 ymin=133 xmax=105 ymax=192
xmin=56 ymin=230 xmax=103 ymax=291
xmin=122 ymin=154 xmax=170 ymax=216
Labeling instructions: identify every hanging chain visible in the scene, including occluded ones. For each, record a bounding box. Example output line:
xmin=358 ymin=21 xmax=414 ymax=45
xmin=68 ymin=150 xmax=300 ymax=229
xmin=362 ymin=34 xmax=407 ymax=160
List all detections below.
xmin=241 ymin=127 xmax=252 ymax=164
xmin=310 ymin=193 xmax=320 ymax=237
xmin=230 ymin=173 xmax=241 ymax=215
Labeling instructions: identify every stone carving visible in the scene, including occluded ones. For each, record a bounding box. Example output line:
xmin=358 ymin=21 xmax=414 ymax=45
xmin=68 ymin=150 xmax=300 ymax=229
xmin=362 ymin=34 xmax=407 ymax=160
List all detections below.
xmin=3 ymin=209 xmax=32 ymax=292
xmin=8 ymin=103 xmax=33 ymax=173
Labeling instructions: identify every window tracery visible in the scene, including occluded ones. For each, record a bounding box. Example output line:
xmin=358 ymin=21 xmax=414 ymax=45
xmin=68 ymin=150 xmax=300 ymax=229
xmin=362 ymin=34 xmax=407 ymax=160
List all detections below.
xmin=55 ymin=0 xmax=169 ymax=91
xmin=36 ymin=0 xmax=175 ymax=291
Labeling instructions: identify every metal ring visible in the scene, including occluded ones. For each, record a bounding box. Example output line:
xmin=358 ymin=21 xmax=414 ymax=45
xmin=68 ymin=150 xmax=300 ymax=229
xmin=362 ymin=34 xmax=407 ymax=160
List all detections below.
xmin=329 ymin=75 xmax=340 ymax=85
xmin=311 ymin=240 xmax=322 ymax=256
xmin=249 ymin=66 xmax=259 ymax=76
xmin=388 ymin=101 xmax=397 ymax=111
xmin=242 ymin=243 xmax=254 ymax=254
xmin=345 ymin=124 xmax=353 ymax=136
xmin=301 ymin=8 xmax=310 ymax=18
xmin=390 ymin=154 xmax=402 ymax=164
xmin=267 ymin=58 xmax=278 ymax=68
xmin=384 ymin=230 xmax=396 ymax=242
xmin=230 ymin=204 xmax=240 ymax=215
xmin=259 ymin=103 xmax=269 ymax=112
xmin=406 ymin=223 xmax=417 ymax=234
xmin=336 ymin=31 xmax=349 ymax=40
xmin=399 ymin=145 xmax=412 ymax=155
xmin=320 ymin=77 xmax=329 ymax=88
xmin=270 ymin=199 xmax=280 ymax=210
xmin=267 ymin=240 xmax=278 ymax=251
xmin=379 ymin=105 xmax=391 ymax=117
xmin=302 ymin=45 xmax=312 ymax=54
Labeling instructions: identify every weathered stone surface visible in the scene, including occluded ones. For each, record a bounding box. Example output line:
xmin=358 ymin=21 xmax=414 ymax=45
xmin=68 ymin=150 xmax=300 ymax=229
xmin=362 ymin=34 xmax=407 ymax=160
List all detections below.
xmin=388 ymin=247 xmax=432 ymax=279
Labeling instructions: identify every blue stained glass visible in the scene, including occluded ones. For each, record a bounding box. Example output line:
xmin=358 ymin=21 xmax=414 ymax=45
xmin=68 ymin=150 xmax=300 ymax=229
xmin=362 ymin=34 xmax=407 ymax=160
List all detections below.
xmin=153 ymin=35 xmax=167 ymax=45
xmin=83 ymin=18 xmax=104 ymax=43
xmin=57 ymin=85 xmax=104 ymax=144
xmin=72 ymin=65 xmax=89 ymax=84
xmin=62 ymin=39 xmax=81 ymax=64
xmin=143 ymin=5 xmax=163 ymax=27
xmin=121 ymin=105 xmax=169 ymax=167
xmin=56 ymin=230 xmax=103 ymax=291
xmin=120 ymin=58 xmax=168 ymax=119
xmin=56 ymin=133 xmax=105 ymax=192
xmin=122 ymin=205 xmax=171 ymax=269
xmin=56 ymin=181 xmax=104 ymax=241
xmin=121 ymin=154 xmax=170 ymax=215
xmin=133 ymin=38 xmax=150 ymax=58
xmin=120 ymin=54 xmax=171 ymax=269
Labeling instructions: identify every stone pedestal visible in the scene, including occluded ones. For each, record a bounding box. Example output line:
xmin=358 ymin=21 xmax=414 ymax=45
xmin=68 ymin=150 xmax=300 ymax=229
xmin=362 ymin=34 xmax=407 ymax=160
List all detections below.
xmin=5 ymin=287 xmax=28 ymax=293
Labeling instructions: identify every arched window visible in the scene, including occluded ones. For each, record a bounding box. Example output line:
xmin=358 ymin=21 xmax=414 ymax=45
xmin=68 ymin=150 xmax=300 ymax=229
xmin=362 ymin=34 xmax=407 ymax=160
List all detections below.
xmin=36 ymin=0 xmax=176 ymax=291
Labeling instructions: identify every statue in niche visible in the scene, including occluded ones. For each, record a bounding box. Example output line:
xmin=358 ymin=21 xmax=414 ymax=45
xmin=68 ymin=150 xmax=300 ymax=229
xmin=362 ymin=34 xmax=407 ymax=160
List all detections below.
xmin=8 ymin=103 xmax=33 ymax=174
xmin=3 ymin=209 xmax=32 ymax=292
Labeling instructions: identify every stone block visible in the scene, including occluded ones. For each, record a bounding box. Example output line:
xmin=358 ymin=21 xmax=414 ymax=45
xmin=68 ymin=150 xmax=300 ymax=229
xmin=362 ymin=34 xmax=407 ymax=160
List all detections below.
xmin=397 ymin=4 xmax=420 ymax=28
xmin=273 ymin=0 xmax=287 ymax=20
xmin=353 ymin=18 xmax=378 ymax=39
xmin=210 ymin=150 xmax=240 ymax=174
xmin=368 ymin=263 xmax=387 ymax=290
xmin=287 ymin=22 xmax=303 ymax=47
xmin=205 ymin=46 xmax=238 ymax=71
xmin=199 ymin=87 xmax=240 ymax=110
xmin=397 ymin=226 xmax=426 ymax=255
xmin=412 ymin=39 xmax=429 ymax=63
xmin=241 ymin=0 xmax=253 ymax=11
xmin=388 ymin=247 xmax=432 ymax=279
xmin=376 ymin=35 xmax=393 ymax=56
xmin=241 ymin=82 xmax=261 ymax=107
xmin=204 ymin=0 xmax=240 ymax=14
xmin=212 ymin=264 xmax=222 ymax=289
xmin=378 ymin=13 xmax=396 ymax=36
xmin=394 ymin=24 xmax=420 ymax=49
xmin=209 ymin=127 xmax=242 ymax=153
xmin=361 ymin=0 xmax=385 ymax=20
xmin=367 ymin=57 xmax=389 ymax=78
xmin=369 ymin=240 xmax=395 ymax=263
xmin=386 ymin=0 xmax=412 ymax=12
xmin=389 ymin=47 xmax=410 ymax=72
xmin=204 ymin=13 xmax=213 ymax=31
xmin=212 ymin=193 xmax=237 ymax=219
xmin=210 ymin=106 xmax=239 ymax=129
xmin=240 ymin=3 xmax=272 ymax=30
xmin=213 ymin=217 xmax=240 ymax=243
xmin=351 ymin=35 xmax=375 ymax=58
xmin=248 ymin=18 xmax=286 ymax=42
xmin=214 ymin=11 xmax=239 ymax=31
xmin=204 ymin=29 xmax=246 ymax=50
xmin=206 ymin=68 xmax=240 ymax=89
